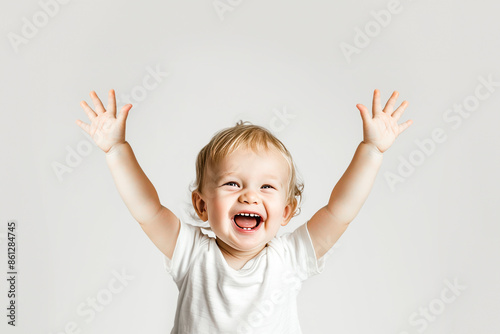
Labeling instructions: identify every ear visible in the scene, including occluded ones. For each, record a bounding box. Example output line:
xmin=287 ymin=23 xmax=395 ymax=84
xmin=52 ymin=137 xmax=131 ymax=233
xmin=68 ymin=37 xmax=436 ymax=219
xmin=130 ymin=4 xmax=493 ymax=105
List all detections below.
xmin=281 ymin=198 xmax=297 ymax=226
xmin=192 ymin=190 xmax=208 ymax=221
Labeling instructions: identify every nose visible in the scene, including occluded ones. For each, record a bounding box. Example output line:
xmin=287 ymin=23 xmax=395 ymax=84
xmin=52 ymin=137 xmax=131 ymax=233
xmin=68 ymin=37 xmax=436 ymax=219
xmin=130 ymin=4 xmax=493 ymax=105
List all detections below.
xmin=239 ymin=189 xmax=260 ymax=205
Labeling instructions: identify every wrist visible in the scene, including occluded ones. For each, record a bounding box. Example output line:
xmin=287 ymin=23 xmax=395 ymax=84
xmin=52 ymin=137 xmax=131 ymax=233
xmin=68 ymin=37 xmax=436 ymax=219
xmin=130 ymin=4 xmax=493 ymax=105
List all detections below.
xmin=106 ymin=141 xmax=129 ymax=156
xmin=360 ymin=141 xmax=384 ymax=157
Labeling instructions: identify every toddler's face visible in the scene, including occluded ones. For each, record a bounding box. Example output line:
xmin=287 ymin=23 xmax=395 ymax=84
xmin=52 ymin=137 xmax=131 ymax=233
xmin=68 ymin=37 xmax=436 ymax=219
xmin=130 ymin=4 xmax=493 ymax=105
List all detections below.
xmin=193 ymin=146 xmax=294 ymax=254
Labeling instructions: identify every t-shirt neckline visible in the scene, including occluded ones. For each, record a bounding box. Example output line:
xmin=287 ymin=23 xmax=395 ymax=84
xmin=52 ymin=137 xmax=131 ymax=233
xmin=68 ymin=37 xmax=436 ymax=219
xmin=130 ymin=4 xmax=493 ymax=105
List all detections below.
xmin=213 ymin=239 xmax=268 ymax=274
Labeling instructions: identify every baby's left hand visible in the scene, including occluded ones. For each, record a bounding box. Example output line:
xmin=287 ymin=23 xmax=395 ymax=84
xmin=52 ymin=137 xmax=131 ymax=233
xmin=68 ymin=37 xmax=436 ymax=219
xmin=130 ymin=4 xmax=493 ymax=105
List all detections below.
xmin=356 ymin=89 xmax=413 ymax=154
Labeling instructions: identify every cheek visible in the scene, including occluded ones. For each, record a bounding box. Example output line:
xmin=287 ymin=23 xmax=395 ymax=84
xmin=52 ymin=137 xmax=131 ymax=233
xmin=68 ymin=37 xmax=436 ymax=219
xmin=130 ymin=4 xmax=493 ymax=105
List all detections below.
xmin=210 ymin=197 xmax=230 ymax=216
xmin=268 ymin=198 xmax=287 ymax=216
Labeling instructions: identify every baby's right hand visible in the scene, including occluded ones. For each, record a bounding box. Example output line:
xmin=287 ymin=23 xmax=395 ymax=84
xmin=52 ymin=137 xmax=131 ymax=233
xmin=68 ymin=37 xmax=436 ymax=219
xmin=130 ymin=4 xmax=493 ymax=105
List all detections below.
xmin=76 ymin=89 xmax=133 ymax=154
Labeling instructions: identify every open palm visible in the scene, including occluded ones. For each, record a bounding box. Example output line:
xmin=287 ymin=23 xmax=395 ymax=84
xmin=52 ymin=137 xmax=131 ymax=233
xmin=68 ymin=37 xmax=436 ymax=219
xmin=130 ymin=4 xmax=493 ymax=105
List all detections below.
xmin=356 ymin=89 xmax=413 ymax=154
xmin=76 ymin=90 xmax=132 ymax=154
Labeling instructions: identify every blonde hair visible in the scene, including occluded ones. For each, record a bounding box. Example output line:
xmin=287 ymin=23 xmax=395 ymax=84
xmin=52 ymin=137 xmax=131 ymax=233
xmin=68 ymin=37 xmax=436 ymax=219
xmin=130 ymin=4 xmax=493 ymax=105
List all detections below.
xmin=188 ymin=120 xmax=304 ymax=230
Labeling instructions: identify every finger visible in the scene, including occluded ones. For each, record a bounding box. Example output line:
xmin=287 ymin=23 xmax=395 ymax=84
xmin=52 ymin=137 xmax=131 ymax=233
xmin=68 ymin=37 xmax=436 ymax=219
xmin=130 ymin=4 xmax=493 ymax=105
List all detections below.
xmin=397 ymin=119 xmax=413 ymax=135
xmin=372 ymin=89 xmax=381 ymax=115
xmin=75 ymin=119 xmax=91 ymax=134
xmin=383 ymin=91 xmax=399 ymax=113
xmin=107 ymin=89 xmax=116 ymax=117
xmin=391 ymin=100 xmax=409 ymax=120
xmin=118 ymin=104 xmax=133 ymax=123
xmin=80 ymin=100 xmax=97 ymax=121
xmin=356 ymin=103 xmax=371 ymax=123
xmin=90 ymin=90 xmax=106 ymax=114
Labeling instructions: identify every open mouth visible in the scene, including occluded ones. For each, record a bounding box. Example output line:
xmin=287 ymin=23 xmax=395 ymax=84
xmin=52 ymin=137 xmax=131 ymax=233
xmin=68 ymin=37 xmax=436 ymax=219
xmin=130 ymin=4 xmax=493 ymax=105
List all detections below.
xmin=232 ymin=213 xmax=262 ymax=231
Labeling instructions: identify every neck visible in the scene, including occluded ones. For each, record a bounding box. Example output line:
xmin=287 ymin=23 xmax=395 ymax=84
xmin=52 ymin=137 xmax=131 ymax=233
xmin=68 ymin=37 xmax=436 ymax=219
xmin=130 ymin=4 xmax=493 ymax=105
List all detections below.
xmin=215 ymin=238 xmax=266 ymax=263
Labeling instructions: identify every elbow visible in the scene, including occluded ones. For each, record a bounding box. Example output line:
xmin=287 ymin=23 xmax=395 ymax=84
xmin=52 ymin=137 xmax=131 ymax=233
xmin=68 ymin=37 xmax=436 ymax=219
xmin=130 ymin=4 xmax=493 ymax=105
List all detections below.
xmin=324 ymin=205 xmax=354 ymax=226
xmin=136 ymin=203 xmax=164 ymax=225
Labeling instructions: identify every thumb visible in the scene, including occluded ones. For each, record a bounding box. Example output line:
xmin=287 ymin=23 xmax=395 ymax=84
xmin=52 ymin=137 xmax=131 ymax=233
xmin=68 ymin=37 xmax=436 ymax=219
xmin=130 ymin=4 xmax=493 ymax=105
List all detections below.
xmin=118 ymin=104 xmax=132 ymax=122
xmin=356 ymin=103 xmax=371 ymax=124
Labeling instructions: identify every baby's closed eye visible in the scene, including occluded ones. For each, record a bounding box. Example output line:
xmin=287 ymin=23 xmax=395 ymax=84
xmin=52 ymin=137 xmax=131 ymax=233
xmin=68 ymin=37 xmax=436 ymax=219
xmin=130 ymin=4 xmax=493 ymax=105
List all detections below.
xmin=224 ymin=182 xmax=239 ymax=187
xmin=223 ymin=182 xmax=275 ymax=190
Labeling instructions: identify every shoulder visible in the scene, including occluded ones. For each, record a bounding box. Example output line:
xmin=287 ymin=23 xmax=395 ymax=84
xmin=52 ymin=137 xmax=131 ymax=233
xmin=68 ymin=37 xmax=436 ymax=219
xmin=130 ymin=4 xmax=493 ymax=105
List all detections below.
xmin=268 ymin=221 xmax=325 ymax=278
xmin=269 ymin=222 xmax=310 ymax=248
xmin=267 ymin=222 xmax=310 ymax=260
xmin=163 ymin=219 xmax=212 ymax=280
xmin=179 ymin=220 xmax=212 ymax=248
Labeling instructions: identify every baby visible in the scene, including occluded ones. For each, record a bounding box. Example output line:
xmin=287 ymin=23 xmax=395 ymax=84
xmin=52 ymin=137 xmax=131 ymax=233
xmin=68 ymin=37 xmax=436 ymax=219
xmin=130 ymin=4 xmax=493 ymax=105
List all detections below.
xmin=76 ymin=89 xmax=412 ymax=333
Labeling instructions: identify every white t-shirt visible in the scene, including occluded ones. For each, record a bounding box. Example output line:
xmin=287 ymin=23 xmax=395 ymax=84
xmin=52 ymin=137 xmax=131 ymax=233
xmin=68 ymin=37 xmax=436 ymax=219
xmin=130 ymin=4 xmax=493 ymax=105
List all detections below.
xmin=163 ymin=219 xmax=334 ymax=334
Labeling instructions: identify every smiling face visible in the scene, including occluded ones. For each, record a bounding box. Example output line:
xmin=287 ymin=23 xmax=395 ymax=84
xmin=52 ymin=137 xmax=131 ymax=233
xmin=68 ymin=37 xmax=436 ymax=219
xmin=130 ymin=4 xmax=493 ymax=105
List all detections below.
xmin=192 ymin=145 xmax=295 ymax=257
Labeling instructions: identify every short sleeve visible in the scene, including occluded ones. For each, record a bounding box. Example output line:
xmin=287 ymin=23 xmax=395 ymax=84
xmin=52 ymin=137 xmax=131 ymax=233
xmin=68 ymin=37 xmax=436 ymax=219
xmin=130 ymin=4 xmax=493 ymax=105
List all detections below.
xmin=163 ymin=219 xmax=208 ymax=284
xmin=277 ymin=220 xmax=334 ymax=280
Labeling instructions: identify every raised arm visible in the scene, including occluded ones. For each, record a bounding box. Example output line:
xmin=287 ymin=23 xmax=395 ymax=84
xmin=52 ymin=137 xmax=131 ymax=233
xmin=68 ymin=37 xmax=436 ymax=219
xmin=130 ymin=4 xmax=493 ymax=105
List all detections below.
xmin=76 ymin=90 xmax=180 ymax=259
xmin=105 ymin=141 xmax=163 ymax=223
xmin=307 ymin=89 xmax=413 ymax=259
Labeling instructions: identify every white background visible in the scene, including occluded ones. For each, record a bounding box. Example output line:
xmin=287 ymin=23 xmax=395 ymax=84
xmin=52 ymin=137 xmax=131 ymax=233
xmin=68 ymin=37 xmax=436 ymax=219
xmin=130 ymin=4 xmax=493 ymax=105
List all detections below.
xmin=1 ymin=0 xmax=499 ymax=333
